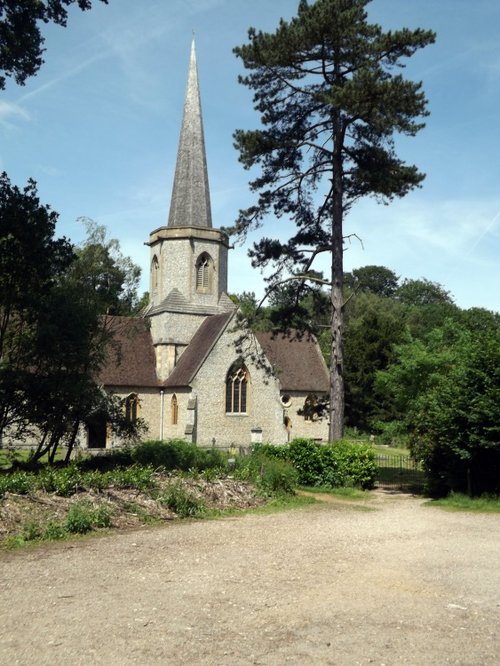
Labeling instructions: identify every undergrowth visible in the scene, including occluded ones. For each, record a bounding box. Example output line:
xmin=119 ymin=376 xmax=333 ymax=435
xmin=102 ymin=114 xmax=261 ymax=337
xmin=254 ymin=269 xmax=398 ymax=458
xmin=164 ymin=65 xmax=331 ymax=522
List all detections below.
xmin=425 ymin=492 xmax=500 ymax=513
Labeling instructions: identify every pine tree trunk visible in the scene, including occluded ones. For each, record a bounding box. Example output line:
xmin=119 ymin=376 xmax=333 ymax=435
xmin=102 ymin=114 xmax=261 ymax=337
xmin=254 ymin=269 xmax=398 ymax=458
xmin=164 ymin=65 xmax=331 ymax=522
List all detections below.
xmin=329 ymin=126 xmax=345 ymax=441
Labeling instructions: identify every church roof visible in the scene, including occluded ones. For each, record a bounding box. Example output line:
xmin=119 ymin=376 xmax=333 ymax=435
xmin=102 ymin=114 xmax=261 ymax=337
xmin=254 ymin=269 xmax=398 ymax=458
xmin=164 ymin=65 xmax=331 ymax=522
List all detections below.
xmin=255 ymin=331 xmax=330 ymax=393
xmin=164 ymin=311 xmax=234 ymax=387
xmin=97 ymin=316 xmax=158 ymax=388
xmin=146 ymin=288 xmax=236 ymax=318
xmin=167 ymin=39 xmax=213 ymax=229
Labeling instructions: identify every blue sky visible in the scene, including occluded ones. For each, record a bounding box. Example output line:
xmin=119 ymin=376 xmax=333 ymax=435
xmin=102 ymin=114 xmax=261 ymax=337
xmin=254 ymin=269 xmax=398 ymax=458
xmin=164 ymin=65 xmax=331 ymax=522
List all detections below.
xmin=1 ymin=0 xmax=499 ymax=312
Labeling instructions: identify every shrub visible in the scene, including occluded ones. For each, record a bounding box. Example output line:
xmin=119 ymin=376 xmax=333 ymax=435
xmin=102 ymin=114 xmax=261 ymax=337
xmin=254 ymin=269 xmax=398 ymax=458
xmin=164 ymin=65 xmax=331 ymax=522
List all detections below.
xmin=234 ymin=452 xmax=298 ymax=495
xmin=22 ymin=519 xmax=42 ymax=541
xmin=159 ymin=482 xmax=206 ymax=518
xmin=132 ymin=439 xmax=227 ymax=473
xmin=0 ymin=470 xmax=34 ymax=496
xmin=65 ymin=500 xmax=112 ymax=534
xmin=43 ymin=520 xmax=67 ymax=540
xmin=263 ymin=438 xmax=377 ymax=490
xmin=76 ymin=449 xmax=134 ymax=472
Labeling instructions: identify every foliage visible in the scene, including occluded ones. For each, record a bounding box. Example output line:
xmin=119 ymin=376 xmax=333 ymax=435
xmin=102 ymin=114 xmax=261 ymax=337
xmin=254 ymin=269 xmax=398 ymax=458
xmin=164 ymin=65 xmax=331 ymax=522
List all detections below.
xmin=426 ymin=493 xmax=500 ymax=513
xmin=396 ymin=278 xmax=453 ymax=307
xmin=256 ymin=438 xmax=377 ymax=489
xmin=0 ymin=172 xmax=74 ymax=440
xmin=232 ymin=0 xmax=435 ymax=439
xmin=376 ymin=319 xmax=500 ymax=496
xmin=344 ymin=265 xmax=399 ymax=298
xmin=65 ymin=500 xmax=112 ymax=534
xmin=234 ymin=451 xmax=298 ymax=495
xmin=132 ymin=439 xmax=227 ymax=472
xmin=0 ymin=0 xmax=108 ymax=90
xmin=343 ymin=291 xmax=406 ymax=429
xmin=159 ymin=482 xmax=206 ymax=518
xmin=0 ymin=175 xmax=144 ymax=461
xmin=70 ymin=218 xmax=143 ymax=316
xmin=0 ymin=462 xmax=157 ymax=498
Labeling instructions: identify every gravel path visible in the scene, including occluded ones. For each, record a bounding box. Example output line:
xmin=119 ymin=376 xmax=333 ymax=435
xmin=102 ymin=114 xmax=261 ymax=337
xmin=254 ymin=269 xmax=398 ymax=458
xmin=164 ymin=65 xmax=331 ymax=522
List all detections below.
xmin=1 ymin=490 xmax=499 ymax=665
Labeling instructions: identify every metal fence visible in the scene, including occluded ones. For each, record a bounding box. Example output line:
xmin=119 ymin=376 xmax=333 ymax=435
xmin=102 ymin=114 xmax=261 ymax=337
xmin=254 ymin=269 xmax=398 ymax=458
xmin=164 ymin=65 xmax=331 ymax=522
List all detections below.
xmin=375 ymin=455 xmax=425 ymax=492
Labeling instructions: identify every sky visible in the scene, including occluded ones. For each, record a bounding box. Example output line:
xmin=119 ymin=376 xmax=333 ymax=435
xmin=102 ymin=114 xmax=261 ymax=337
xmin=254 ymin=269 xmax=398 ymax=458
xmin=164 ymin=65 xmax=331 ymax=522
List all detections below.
xmin=1 ymin=0 xmax=499 ymax=312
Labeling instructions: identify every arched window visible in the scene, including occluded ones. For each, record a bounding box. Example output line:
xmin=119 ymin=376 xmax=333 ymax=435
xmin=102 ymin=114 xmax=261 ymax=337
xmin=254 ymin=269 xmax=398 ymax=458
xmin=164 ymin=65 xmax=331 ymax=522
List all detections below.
xmin=195 ymin=253 xmax=212 ymax=292
xmin=299 ymin=393 xmax=318 ymax=421
xmin=151 ymin=255 xmax=159 ymax=292
xmin=171 ymin=394 xmax=178 ymax=425
xmin=225 ymin=362 xmax=249 ymax=413
xmin=125 ymin=393 xmax=139 ymax=424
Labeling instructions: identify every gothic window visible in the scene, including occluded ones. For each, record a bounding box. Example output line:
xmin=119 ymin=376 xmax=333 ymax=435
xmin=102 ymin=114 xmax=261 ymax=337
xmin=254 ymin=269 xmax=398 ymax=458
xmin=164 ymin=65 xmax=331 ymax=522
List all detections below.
xmin=196 ymin=253 xmax=212 ymax=292
xmin=225 ymin=362 xmax=249 ymax=414
xmin=299 ymin=393 xmax=318 ymax=421
xmin=171 ymin=394 xmax=178 ymax=425
xmin=125 ymin=393 xmax=139 ymax=424
xmin=151 ymin=255 xmax=159 ymax=292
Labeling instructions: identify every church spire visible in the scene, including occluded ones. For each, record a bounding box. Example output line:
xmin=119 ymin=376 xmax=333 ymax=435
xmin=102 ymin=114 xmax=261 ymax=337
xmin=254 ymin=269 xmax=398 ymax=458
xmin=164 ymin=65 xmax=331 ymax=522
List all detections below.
xmin=167 ymin=39 xmax=213 ymax=229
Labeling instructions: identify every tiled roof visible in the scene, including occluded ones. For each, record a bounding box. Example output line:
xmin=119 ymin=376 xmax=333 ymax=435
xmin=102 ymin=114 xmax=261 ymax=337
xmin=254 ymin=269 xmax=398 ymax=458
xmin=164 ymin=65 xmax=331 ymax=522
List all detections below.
xmin=255 ymin=331 xmax=329 ymax=393
xmin=146 ymin=288 xmax=236 ymax=317
xmin=164 ymin=311 xmax=234 ymax=387
xmin=98 ymin=316 xmax=158 ymax=387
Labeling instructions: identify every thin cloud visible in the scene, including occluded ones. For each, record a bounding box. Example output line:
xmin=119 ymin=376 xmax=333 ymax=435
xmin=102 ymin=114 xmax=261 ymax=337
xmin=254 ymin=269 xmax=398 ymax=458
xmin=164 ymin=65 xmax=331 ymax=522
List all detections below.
xmin=0 ymin=100 xmax=30 ymax=129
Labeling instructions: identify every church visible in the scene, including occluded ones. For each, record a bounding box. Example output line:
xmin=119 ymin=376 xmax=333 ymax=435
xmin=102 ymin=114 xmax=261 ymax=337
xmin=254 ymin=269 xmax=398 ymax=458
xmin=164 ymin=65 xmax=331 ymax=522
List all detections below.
xmin=86 ymin=41 xmax=329 ymax=451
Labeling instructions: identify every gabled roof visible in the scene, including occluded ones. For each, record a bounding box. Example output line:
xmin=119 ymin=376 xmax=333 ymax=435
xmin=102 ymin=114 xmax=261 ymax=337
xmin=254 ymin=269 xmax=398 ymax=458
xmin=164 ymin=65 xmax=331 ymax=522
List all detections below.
xmin=164 ymin=311 xmax=234 ymax=387
xmin=98 ymin=316 xmax=158 ymax=388
xmin=167 ymin=39 xmax=212 ymax=229
xmin=255 ymin=331 xmax=329 ymax=393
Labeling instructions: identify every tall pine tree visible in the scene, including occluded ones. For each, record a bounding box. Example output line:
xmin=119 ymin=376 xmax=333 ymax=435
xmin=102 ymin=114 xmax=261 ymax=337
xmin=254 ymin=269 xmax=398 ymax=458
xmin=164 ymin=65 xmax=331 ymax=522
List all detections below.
xmin=232 ymin=0 xmax=435 ymax=439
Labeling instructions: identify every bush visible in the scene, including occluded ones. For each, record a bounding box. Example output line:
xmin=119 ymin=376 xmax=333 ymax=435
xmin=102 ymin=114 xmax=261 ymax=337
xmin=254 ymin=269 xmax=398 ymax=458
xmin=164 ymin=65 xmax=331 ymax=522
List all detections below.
xmin=259 ymin=438 xmax=377 ymax=490
xmin=132 ymin=439 xmax=227 ymax=472
xmin=0 ymin=470 xmax=33 ymax=496
xmin=37 ymin=465 xmax=83 ymax=496
xmin=159 ymin=482 xmax=206 ymax=518
xmin=234 ymin=452 xmax=298 ymax=495
xmin=65 ymin=500 xmax=112 ymax=534
xmin=65 ymin=501 xmax=95 ymax=534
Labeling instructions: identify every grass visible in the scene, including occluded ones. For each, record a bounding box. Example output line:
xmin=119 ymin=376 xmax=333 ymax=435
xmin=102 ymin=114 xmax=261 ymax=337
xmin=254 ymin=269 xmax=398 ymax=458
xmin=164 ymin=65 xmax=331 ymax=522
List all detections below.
xmin=0 ymin=447 xmax=65 ymax=469
xmin=298 ymin=485 xmax=371 ymax=500
xmin=425 ymin=493 xmax=500 ymax=513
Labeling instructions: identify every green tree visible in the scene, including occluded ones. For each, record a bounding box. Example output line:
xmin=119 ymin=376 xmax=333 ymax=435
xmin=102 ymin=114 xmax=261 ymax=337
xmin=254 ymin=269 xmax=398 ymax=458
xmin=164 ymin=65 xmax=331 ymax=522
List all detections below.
xmin=232 ymin=0 xmax=435 ymax=439
xmin=343 ymin=291 xmax=405 ymax=430
xmin=396 ymin=278 xmax=453 ymax=306
xmin=70 ymin=217 xmax=143 ymax=315
xmin=376 ymin=320 xmax=500 ymax=496
xmin=0 ymin=0 xmax=108 ymax=90
xmin=344 ymin=265 xmax=399 ymax=298
xmin=0 ymin=172 xmax=74 ymax=441
xmin=0 ymin=176 xmax=143 ymax=457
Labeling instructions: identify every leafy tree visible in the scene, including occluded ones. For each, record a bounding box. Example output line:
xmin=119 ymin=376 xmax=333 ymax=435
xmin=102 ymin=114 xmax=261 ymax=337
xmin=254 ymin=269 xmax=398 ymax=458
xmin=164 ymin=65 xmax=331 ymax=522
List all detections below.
xmin=376 ymin=320 xmax=500 ymax=496
xmin=343 ymin=291 xmax=405 ymax=430
xmin=0 ymin=176 xmax=143 ymax=457
xmin=0 ymin=172 xmax=74 ymax=441
xmin=396 ymin=277 xmax=453 ymax=306
xmin=344 ymin=265 xmax=399 ymax=298
xmin=232 ymin=0 xmax=435 ymax=439
xmin=69 ymin=217 xmax=143 ymax=315
xmin=0 ymin=0 xmax=108 ymax=90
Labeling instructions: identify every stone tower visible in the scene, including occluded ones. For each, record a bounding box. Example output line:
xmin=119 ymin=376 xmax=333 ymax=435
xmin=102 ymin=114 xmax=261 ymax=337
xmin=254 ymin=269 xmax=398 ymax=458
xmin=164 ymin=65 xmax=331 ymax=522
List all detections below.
xmin=146 ymin=40 xmax=234 ymax=380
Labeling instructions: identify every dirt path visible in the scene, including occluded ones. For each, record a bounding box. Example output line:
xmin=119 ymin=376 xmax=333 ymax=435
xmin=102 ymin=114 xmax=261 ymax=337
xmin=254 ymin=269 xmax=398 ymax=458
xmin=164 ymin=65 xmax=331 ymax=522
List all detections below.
xmin=1 ymin=491 xmax=499 ymax=665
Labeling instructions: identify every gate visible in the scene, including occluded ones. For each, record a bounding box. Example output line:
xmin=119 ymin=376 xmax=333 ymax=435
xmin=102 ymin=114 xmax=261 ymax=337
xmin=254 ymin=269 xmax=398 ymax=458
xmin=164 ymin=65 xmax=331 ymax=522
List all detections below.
xmin=375 ymin=454 xmax=425 ymax=493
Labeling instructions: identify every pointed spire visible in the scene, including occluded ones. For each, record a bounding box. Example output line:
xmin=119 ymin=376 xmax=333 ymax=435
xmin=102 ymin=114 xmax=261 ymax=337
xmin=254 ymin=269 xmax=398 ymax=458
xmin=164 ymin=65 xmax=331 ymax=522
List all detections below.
xmin=168 ymin=39 xmax=213 ymax=229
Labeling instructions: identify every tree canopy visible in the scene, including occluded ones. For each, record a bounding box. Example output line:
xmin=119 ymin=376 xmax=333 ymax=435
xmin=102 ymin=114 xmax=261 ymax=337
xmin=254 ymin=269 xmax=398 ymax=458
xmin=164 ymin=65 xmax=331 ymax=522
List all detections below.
xmin=0 ymin=174 xmax=143 ymax=459
xmin=0 ymin=0 xmax=108 ymax=90
xmin=232 ymin=0 xmax=435 ymax=439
